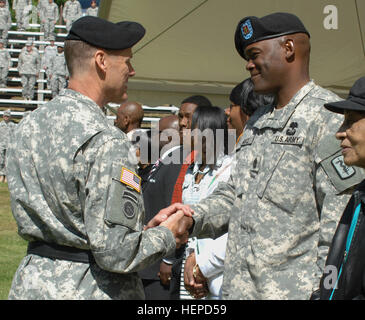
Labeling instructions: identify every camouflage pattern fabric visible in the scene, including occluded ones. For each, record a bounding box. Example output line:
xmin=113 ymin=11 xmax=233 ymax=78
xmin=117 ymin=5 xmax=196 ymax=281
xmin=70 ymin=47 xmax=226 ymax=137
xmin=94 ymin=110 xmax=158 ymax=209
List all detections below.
xmin=190 ymin=81 xmax=365 ymax=300
xmin=62 ymin=0 xmax=81 ymax=32
xmin=85 ymin=7 xmax=98 ymax=17
xmin=7 ymin=89 xmax=176 ymax=299
xmin=18 ymin=48 xmax=40 ymax=99
xmin=0 ymin=6 xmax=11 ymax=42
xmin=0 ymin=120 xmax=15 ymax=175
xmin=40 ymin=2 xmax=59 ymax=40
xmin=41 ymin=44 xmax=57 ymax=89
xmin=18 ymin=48 xmax=40 ymax=76
xmin=13 ymin=0 xmax=31 ymax=30
xmin=0 ymin=47 xmax=11 ymax=87
xmin=49 ymin=52 xmax=68 ymax=97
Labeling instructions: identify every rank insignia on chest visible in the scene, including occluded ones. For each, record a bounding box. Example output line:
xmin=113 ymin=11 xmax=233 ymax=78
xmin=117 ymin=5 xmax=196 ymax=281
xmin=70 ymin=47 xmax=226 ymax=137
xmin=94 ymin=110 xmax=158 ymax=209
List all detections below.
xmin=331 ymin=155 xmax=356 ymax=180
xmin=120 ymin=167 xmax=141 ymax=193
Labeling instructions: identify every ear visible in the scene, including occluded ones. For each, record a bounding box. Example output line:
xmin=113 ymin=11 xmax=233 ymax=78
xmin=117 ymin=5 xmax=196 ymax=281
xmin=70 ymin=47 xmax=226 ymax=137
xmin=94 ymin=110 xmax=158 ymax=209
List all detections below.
xmin=94 ymin=50 xmax=107 ymax=73
xmin=284 ymin=38 xmax=295 ymax=61
xmin=124 ymin=115 xmax=131 ymax=126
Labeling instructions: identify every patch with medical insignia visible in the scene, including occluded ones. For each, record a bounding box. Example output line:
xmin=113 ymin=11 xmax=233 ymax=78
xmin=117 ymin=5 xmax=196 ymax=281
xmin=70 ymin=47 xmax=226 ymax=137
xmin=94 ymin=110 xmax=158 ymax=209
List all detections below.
xmin=331 ymin=155 xmax=355 ymax=180
xmin=120 ymin=167 xmax=141 ymax=193
xmin=272 ymin=135 xmax=304 ymax=146
xmin=241 ymin=19 xmax=253 ymax=40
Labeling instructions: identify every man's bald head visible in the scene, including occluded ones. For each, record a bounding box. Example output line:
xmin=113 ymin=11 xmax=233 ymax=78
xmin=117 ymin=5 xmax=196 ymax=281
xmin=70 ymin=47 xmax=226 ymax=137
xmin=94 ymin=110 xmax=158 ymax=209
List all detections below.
xmin=159 ymin=115 xmax=179 ymax=132
xmin=158 ymin=115 xmax=180 ymax=151
xmin=114 ymin=101 xmax=144 ymax=133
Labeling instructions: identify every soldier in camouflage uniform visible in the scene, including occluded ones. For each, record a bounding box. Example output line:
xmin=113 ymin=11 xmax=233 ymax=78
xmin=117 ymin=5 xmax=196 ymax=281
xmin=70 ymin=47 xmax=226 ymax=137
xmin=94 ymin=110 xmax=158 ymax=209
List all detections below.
xmin=49 ymin=44 xmax=68 ymax=97
xmin=7 ymin=16 xmax=191 ymax=300
xmin=42 ymin=36 xmax=57 ymax=89
xmin=17 ymin=41 xmax=40 ymax=100
xmin=85 ymin=0 xmax=98 ymax=17
xmin=0 ymin=109 xmax=15 ymax=183
xmin=37 ymin=0 xmax=49 ymax=31
xmin=0 ymin=0 xmax=11 ymax=45
xmin=40 ymin=0 xmax=59 ymax=41
xmin=168 ymin=13 xmax=365 ymax=300
xmin=13 ymin=0 xmax=31 ymax=30
xmin=62 ymin=0 xmax=81 ymax=33
xmin=0 ymin=39 xmax=11 ymax=87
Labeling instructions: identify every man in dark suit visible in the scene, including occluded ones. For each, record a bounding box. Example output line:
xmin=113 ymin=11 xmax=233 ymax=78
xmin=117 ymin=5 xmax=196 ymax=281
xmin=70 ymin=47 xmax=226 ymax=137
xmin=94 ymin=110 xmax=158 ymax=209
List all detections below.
xmin=138 ymin=115 xmax=183 ymax=299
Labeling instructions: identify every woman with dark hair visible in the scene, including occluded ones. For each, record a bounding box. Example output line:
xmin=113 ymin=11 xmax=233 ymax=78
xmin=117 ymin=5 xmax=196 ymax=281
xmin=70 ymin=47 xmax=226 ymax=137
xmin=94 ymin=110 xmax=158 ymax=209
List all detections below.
xmin=183 ymin=81 xmax=276 ymax=300
xmin=190 ymin=105 xmax=229 ymax=168
xmin=226 ymin=78 xmax=275 ymax=141
xmin=179 ymin=106 xmax=233 ymax=300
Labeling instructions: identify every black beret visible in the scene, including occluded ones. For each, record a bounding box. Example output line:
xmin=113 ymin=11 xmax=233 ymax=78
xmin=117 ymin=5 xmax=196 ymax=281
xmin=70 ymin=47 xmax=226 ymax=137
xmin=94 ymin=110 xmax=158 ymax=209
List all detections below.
xmin=65 ymin=16 xmax=146 ymax=50
xmin=234 ymin=12 xmax=310 ymax=59
xmin=325 ymin=77 xmax=365 ymax=114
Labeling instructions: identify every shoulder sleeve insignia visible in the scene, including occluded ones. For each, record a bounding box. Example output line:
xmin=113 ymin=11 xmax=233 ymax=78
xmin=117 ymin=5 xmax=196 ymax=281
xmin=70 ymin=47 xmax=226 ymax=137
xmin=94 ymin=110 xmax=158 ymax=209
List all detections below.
xmin=331 ymin=155 xmax=355 ymax=180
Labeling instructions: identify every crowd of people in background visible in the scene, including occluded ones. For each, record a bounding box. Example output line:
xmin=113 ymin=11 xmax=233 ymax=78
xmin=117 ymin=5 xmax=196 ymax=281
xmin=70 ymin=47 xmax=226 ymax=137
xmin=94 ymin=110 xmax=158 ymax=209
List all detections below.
xmin=0 ymin=0 xmax=98 ymax=101
xmin=2 ymin=11 xmax=365 ymax=302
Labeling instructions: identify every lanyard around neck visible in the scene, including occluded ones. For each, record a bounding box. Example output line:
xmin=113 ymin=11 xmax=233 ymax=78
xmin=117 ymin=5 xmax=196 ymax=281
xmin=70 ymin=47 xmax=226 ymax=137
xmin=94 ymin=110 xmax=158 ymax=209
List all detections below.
xmin=329 ymin=203 xmax=361 ymax=300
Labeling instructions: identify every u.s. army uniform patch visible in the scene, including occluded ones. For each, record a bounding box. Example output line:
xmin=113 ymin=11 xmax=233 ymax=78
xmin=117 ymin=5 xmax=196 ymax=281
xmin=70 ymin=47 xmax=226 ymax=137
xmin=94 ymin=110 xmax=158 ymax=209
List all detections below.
xmin=318 ymin=136 xmax=364 ymax=194
xmin=104 ymin=165 xmax=144 ymax=231
xmin=331 ymin=155 xmax=355 ymax=180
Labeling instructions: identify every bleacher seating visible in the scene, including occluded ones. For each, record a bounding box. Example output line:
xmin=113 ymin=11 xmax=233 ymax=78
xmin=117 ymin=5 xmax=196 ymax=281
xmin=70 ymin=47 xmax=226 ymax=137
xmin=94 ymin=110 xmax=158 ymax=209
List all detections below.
xmin=0 ymin=21 xmax=178 ymax=126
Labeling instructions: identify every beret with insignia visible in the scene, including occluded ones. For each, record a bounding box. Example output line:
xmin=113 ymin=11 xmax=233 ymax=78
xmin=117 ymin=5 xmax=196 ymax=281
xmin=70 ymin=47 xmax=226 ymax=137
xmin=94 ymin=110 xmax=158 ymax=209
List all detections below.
xmin=65 ymin=16 xmax=146 ymax=50
xmin=234 ymin=12 xmax=310 ymax=60
xmin=325 ymin=77 xmax=365 ymax=114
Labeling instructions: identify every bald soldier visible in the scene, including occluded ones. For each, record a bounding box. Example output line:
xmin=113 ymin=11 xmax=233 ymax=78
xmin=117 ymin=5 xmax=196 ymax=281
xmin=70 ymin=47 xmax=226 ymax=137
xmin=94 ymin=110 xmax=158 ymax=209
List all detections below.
xmin=150 ymin=12 xmax=365 ymax=300
xmin=114 ymin=101 xmax=144 ymax=140
xmin=7 ymin=16 xmax=192 ymax=300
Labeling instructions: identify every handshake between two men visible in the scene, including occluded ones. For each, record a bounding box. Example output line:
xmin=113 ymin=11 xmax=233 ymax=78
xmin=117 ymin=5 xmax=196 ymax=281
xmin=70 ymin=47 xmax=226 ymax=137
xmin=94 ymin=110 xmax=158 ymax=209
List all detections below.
xmin=144 ymin=203 xmax=194 ymax=249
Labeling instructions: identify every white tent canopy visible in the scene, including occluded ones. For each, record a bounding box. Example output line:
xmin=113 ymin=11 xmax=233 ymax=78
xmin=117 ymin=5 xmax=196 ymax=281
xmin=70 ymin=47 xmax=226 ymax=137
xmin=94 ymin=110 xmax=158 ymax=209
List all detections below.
xmin=99 ymin=0 xmax=365 ymax=107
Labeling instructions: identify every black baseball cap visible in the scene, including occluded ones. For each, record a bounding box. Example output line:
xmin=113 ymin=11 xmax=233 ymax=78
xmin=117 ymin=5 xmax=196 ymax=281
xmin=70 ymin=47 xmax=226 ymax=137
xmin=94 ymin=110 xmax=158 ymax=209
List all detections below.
xmin=324 ymin=77 xmax=365 ymax=114
xmin=65 ymin=16 xmax=146 ymax=50
xmin=234 ymin=12 xmax=310 ymax=60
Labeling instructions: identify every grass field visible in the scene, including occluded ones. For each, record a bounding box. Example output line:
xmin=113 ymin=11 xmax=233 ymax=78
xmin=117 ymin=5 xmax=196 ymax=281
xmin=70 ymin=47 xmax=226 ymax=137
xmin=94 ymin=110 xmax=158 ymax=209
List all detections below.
xmin=0 ymin=182 xmax=27 ymax=300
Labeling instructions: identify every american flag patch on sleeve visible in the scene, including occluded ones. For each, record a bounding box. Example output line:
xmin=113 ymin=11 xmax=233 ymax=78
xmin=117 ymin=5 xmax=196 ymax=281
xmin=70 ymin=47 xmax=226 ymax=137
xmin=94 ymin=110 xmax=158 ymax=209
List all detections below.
xmin=120 ymin=167 xmax=141 ymax=193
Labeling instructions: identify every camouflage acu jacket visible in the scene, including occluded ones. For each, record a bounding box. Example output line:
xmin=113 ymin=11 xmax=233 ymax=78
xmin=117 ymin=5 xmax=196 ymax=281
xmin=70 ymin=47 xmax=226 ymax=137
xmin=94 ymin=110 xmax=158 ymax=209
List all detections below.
xmin=190 ymin=81 xmax=365 ymax=300
xmin=7 ymin=89 xmax=176 ymax=299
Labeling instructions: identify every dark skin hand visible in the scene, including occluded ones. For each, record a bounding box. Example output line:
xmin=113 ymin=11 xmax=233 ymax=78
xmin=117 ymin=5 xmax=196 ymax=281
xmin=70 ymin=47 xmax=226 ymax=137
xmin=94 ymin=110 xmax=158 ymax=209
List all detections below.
xmin=158 ymin=261 xmax=172 ymax=286
xmin=184 ymin=252 xmax=209 ymax=299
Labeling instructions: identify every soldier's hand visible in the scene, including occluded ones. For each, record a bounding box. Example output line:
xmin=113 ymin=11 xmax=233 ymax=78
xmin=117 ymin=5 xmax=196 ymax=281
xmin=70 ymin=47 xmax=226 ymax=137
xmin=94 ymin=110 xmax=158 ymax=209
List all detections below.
xmin=160 ymin=210 xmax=191 ymax=248
xmin=158 ymin=261 xmax=172 ymax=286
xmin=184 ymin=252 xmax=208 ymax=299
xmin=144 ymin=203 xmax=193 ymax=230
